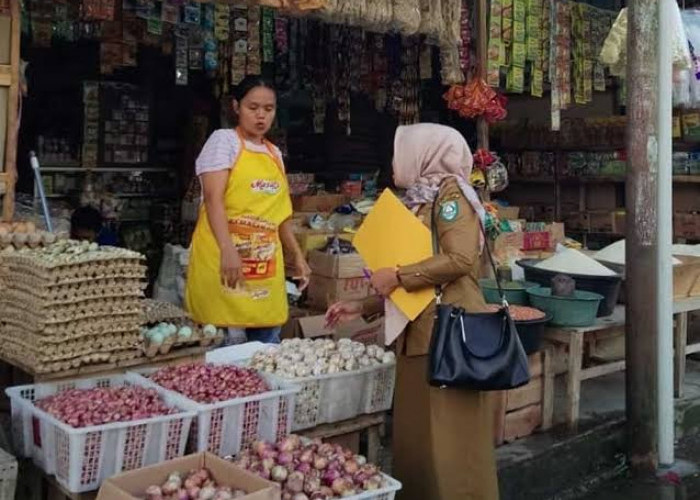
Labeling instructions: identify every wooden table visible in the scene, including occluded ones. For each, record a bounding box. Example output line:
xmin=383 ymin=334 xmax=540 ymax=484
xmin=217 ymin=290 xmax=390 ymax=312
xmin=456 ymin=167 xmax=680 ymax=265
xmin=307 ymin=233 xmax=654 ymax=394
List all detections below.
xmin=545 ymin=297 xmax=700 ymax=427
xmin=673 ymin=295 xmax=700 ymax=398
xmin=543 ymin=306 xmax=626 ymax=428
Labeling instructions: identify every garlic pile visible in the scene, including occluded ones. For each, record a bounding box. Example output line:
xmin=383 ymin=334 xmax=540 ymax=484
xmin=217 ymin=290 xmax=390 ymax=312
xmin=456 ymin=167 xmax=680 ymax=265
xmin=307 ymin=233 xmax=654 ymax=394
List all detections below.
xmin=250 ymin=339 xmax=396 ymax=379
xmin=0 ymin=240 xmax=147 ymax=374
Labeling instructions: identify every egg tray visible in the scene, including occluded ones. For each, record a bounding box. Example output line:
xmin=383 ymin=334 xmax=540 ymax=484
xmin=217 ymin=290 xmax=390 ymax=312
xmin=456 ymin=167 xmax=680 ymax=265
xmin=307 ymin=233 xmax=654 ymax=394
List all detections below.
xmin=0 ymin=265 xmax=145 ymax=287
xmin=1 ymin=323 xmax=140 ymax=350
xmin=0 ymin=255 xmax=145 ymax=274
xmin=0 ymin=330 xmax=140 ymax=363
xmin=0 ymin=331 xmax=141 ymax=369
xmin=0 ymin=279 xmax=146 ymax=303
xmin=0 ymin=313 xmax=143 ymax=341
xmin=0 ymin=246 xmax=144 ymax=267
xmin=0 ymin=296 xmax=142 ymax=325
xmin=1 ymin=270 xmax=146 ymax=290
xmin=142 ymin=299 xmax=189 ymax=324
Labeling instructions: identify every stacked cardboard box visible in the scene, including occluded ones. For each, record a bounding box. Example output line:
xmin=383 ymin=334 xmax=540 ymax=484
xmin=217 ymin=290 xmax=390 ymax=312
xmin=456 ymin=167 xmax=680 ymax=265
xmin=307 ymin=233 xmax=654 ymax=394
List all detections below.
xmin=306 ymin=250 xmax=372 ymax=309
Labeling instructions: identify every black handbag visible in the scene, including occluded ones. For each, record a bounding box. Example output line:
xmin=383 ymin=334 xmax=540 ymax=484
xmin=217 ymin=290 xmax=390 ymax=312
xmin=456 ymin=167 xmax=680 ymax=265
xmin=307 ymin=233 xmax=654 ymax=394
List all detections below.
xmin=427 ymin=201 xmax=531 ymax=390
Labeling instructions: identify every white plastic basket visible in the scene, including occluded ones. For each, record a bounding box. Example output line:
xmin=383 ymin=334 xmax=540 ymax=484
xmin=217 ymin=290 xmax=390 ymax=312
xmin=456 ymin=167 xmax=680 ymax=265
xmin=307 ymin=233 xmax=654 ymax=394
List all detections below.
xmin=130 ymin=366 xmax=300 ymax=458
xmin=5 ymin=374 xmax=196 ymax=493
xmin=341 ymin=474 xmax=402 ymax=500
xmin=234 ymin=359 xmax=396 ymax=431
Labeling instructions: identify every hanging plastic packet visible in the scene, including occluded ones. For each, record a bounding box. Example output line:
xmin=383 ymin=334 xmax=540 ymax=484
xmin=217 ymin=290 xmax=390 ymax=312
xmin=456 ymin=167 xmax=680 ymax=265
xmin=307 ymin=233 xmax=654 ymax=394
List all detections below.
xmin=184 ymin=2 xmax=201 ymax=25
xmin=262 ymin=7 xmax=275 ymax=64
xmin=175 ymin=30 xmax=189 ymax=86
xmin=247 ymin=6 xmax=262 ymax=76
xmin=162 ymin=1 xmax=180 ymax=24
xmin=215 ymin=3 xmax=230 ymax=42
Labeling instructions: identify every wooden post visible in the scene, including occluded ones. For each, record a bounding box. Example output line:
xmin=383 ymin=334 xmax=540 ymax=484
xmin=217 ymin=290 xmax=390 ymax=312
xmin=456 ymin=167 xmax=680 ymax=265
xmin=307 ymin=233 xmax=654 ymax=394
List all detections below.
xmin=1 ymin=0 xmax=20 ymax=221
xmin=625 ymin=0 xmax=659 ymax=471
xmin=476 ymin=0 xmax=489 ymax=152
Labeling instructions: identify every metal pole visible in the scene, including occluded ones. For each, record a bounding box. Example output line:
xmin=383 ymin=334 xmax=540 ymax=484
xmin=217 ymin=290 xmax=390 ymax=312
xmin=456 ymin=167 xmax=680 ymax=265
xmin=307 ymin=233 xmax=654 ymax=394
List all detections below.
xmin=29 ymin=151 xmax=53 ymax=233
xmin=656 ymin=0 xmax=674 ymax=468
xmin=625 ymin=0 xmax=659 ymax=471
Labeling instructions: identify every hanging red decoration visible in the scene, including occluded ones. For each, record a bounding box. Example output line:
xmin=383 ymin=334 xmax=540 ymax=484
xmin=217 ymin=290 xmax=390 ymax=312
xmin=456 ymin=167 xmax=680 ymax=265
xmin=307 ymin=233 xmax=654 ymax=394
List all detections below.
xmin=473 ymin=149 xmax=495 ymax=170
xmin=443 ymin=78 xmax=508 ymax=123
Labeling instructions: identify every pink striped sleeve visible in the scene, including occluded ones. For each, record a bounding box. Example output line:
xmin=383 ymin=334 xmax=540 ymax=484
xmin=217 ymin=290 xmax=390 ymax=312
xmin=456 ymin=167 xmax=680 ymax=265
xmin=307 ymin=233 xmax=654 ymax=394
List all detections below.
xmin=195 ymin=129 xmax=240 ymax=176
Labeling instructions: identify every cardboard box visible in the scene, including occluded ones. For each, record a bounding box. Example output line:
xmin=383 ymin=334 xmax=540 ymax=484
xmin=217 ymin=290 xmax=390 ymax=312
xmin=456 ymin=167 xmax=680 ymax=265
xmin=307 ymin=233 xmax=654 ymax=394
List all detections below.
xmin=96 ymin=452 xmax=280 ymax=500
xmin=675 ymin=212 xmax=700 ymax=239
xmin=494 ymin=222 xmax=565 ymax=253
xmin=308 ymin=250 xmax=366 ymax=279
xmin=295 ymin=230 xmax=354 ymax=256
xmin=297 ymin=314 xmax=385 ymax=345
xmin=307 ymin=275 xmax=372 ymax=308
xmin=281 ymin=306 xmax=322 ymax=340
xmin=292 ymin=194 xmax=349 ymax=212
xmin=496 ymin=204 xmax=521 ymax=220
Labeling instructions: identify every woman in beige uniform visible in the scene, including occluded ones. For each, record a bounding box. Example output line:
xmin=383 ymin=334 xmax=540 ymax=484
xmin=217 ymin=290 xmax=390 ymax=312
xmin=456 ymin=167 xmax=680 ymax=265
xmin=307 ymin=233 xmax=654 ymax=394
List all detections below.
xmin=326 ymin=123 xmax=498 ymax=500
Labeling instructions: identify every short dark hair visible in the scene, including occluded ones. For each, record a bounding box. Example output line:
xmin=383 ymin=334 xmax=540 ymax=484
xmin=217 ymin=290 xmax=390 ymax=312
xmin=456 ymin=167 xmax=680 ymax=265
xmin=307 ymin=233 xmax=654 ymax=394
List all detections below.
xmin=71 ymin=206 xmax=102 ymax=234
xmin=232 ymin=76 xmax=276 ymax=103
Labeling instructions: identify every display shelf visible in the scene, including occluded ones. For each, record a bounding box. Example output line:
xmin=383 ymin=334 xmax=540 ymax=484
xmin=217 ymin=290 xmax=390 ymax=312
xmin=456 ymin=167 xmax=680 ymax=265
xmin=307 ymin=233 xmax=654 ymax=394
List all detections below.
xmin=510 ymin=175 xmax=700 ymax=184
xmin=40 ymin=165 xmax=171 ymax=173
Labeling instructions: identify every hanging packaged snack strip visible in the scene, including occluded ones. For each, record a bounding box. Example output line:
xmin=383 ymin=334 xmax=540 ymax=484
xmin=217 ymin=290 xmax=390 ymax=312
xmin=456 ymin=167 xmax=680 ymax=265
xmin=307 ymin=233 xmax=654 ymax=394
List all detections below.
xmin=247 ymin=5 xmax=262 ymax=76
xmin=231 ymin=4 xmax=248 ymax=85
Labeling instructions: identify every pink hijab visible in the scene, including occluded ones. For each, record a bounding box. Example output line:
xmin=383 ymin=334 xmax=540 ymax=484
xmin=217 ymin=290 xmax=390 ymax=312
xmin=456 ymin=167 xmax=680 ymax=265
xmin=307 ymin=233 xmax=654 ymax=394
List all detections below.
xmin=393 ymin=123 xmax=486 ymax=246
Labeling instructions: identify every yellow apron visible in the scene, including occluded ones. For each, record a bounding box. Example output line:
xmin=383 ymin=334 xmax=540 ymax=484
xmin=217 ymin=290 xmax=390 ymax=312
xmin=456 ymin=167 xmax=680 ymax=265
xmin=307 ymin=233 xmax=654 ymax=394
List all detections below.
xmin=185 ymin=130 xmax=292 ymax=328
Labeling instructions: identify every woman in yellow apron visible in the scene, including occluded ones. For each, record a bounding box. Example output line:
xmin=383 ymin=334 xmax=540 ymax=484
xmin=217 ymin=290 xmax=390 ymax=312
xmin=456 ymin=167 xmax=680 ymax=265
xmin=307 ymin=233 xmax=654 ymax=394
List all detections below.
xmin=186 ymin=77 xmax=310 ymax=344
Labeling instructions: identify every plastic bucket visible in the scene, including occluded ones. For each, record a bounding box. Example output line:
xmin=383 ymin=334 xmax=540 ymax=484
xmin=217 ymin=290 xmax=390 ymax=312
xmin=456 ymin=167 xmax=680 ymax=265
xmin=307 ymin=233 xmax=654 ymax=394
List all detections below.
xmin=517 ymin=259 xmax=621 ymax=317
xmin=514 ymin=315 xmax=551 ymax=354
xmin=526 ymin=287 xmax=603 ymax=327
xmin=479 ymin=279 xmax=538 ymax=306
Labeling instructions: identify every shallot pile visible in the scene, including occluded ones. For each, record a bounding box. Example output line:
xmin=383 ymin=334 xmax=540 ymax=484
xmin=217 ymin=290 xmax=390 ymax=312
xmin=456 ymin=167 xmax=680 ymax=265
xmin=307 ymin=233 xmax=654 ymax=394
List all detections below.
xmin=149 ymin=363 xmax=270 ymax=404
xmin=235 ymin=435 xmax=386 ymax=499
xmin=35 ymin=386 xmax=175 ymax=428
xmin=142 ymin=468 xmax=246 ymax=500
xmin=250 ymin=339 xmax=396 ymax=379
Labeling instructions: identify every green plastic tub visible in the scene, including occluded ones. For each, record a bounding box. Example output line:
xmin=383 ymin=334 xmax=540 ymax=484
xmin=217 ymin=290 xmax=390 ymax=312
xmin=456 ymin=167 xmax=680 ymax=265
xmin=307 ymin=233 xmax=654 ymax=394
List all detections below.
xmin=479 ymin=279 xmax=538 ymax=306
xmin=526 ymin=287 xmax=604 ymax=327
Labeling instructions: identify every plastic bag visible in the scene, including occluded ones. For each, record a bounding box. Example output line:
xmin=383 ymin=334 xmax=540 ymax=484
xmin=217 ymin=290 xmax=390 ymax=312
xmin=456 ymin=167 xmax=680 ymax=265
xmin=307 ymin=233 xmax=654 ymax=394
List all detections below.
xmin=440 ymin=43 xmax=465 ymax=84
xmin=392 ymin=0 xmax=421 ymax=35
xmin=418 ymin=0 xmax=442 ymax=38
xmin=364 ymin=0 xmax=393 ymax=31
xmin=440 ymin=0 xmax=462 ymax=44
xmin=337 ymin=0 xmax=366 ymax=24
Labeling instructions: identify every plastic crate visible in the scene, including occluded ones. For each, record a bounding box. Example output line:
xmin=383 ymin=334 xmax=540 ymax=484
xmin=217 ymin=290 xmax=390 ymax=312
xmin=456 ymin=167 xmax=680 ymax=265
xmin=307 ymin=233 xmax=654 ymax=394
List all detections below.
xmin=5 ymin=374 xmax=196 ymax=493
xmin=240 ymin=361 xmax=396 ymax=431
xmin=131 ymin=367 xmax=300 ymax=458
xmin=0 ymin=447 xmax=17 ymax=500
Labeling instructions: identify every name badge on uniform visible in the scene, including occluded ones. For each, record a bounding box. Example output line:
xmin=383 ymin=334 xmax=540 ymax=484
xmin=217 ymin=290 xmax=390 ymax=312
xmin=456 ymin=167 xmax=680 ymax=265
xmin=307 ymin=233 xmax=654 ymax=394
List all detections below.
xmin=440 ymin=200 xmax=459 ymax=222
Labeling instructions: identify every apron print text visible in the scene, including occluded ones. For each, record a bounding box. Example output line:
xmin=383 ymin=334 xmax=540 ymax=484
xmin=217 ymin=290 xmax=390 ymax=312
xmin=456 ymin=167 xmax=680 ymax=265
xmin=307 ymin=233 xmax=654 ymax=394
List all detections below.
xmin=251 ymin=179 xmax=281 ymax=195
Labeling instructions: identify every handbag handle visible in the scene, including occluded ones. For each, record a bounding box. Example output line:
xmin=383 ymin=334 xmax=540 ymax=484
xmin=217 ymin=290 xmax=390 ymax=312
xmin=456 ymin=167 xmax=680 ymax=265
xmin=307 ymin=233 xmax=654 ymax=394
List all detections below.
xmin=430 ymin=194 xmax=507 ymax=306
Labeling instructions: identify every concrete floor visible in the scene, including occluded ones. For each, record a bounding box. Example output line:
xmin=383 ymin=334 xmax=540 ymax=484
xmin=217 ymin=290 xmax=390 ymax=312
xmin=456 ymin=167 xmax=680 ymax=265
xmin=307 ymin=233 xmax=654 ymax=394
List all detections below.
xmin=496 ymin=359 xmax=700 ymax=499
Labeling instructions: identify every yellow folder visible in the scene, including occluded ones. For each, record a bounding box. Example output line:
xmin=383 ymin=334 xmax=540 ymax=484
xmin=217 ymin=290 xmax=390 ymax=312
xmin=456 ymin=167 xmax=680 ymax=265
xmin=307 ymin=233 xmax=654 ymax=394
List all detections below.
xmin=353 ymin=189 xmax=434 ymax=321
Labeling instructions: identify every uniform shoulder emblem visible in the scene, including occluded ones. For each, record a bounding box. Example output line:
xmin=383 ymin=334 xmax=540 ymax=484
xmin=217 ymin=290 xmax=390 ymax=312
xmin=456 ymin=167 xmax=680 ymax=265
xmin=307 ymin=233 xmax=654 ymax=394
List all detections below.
xmin=439 ymin=200 xmax=459 ymax=222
